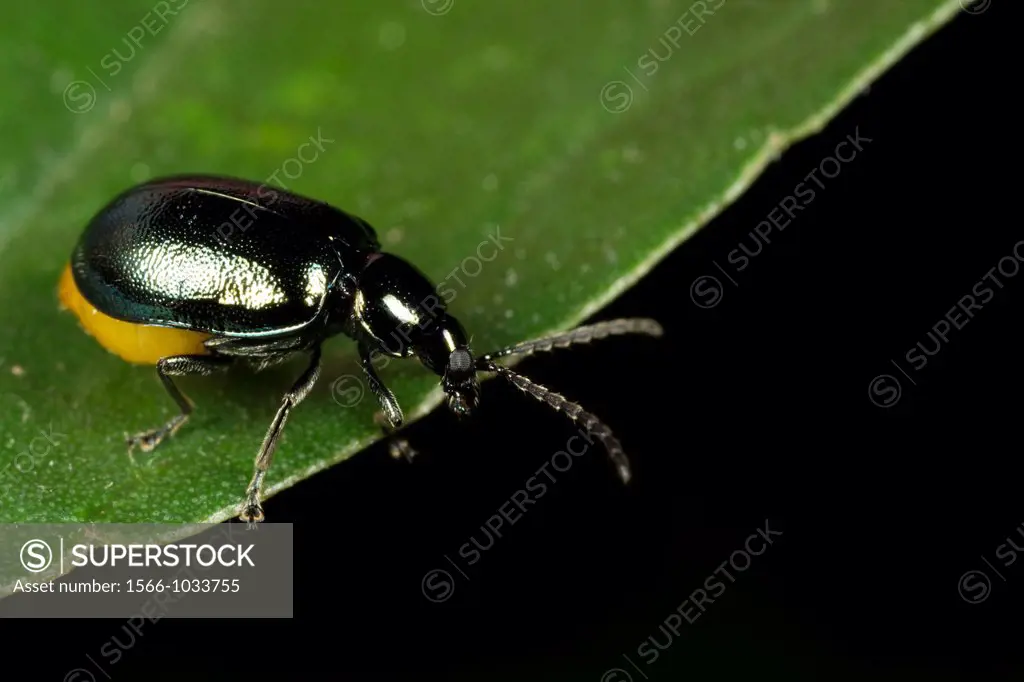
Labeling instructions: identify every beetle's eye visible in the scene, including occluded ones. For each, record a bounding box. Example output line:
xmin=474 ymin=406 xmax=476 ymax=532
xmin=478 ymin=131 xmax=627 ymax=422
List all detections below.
xmin=448 ymin=348 xmax=472 ymax=374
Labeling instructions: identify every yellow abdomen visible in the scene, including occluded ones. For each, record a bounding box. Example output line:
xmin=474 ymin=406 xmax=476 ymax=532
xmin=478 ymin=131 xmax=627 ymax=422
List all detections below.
xmin=58 ymin=263 xmax=212 ymax=365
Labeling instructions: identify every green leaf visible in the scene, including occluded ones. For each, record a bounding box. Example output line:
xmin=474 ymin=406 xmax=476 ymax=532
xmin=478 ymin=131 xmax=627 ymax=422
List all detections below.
xmin=0 ymin=0 xmax=966 ymax=590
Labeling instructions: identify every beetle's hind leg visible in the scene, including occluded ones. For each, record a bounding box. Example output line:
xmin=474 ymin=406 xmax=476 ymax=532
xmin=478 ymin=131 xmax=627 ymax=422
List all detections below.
xmin=358 ymin=344 xmax=417 ymax=462
xmin=126 ymin=355 xmax=233 ymax=454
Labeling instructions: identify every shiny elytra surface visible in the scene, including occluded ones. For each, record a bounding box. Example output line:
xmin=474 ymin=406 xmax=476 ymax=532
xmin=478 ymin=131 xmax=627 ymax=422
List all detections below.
xmin=68 ymin=175 xmax=382 ymax=338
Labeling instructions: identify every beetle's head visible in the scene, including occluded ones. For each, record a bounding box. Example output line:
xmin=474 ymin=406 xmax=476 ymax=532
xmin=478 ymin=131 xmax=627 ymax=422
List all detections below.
xmin=423 ymin=315 xmax=480 ymax=419
xmin=440 ymin=345 xmax=480 ymax=418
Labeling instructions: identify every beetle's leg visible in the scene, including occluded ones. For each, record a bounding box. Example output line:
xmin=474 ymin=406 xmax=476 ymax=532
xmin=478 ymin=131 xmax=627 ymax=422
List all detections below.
xmin=358 ymin=344 xmax=403 ymax=425
xmin=240 ymin=346 xmax=322 ymax=524
xmin=126 ymin=355 xmax=232 ymax=454
xmin=358 ymin=344 xmax=417 ymax=462
xmin=374 ymin=411 xmax=418 ymax=463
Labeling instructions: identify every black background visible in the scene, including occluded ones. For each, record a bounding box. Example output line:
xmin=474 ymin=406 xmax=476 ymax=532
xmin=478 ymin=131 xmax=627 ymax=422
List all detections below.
xmin=19 ymin=4 xmax=1022 ymax=680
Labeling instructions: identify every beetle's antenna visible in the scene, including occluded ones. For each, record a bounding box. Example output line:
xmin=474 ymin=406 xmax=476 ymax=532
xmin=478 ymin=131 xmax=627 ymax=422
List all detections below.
xmin=477 ymin=318 xmax=662 ymax=364
xmin=476 ymin=358 xmax=632 ymax=484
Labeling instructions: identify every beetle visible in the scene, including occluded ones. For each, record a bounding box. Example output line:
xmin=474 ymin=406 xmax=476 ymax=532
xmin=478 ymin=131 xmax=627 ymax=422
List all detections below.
xmin=58 ymin=175 xmax=663 ymax=523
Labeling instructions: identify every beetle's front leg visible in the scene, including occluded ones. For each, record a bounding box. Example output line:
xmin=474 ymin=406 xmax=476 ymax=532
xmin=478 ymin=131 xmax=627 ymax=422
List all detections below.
xmin=373 ymin=412 xmax=417 ymax=462
xmin=358 ymin=344 xmax=418 ymax=462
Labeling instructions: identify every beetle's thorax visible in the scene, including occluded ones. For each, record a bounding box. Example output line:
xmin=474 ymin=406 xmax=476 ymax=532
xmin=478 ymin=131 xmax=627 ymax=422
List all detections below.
xmin=349 ymin=252 xmax=440 ymax=355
